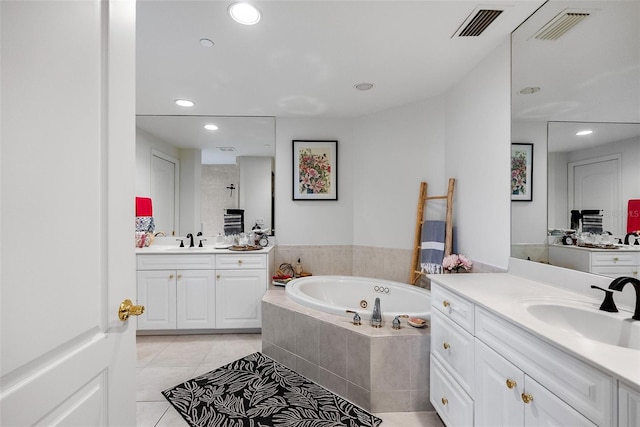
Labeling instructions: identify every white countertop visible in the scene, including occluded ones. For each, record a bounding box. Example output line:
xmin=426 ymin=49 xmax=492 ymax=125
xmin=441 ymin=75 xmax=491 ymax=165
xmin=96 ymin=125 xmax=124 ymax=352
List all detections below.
xmin=549 ymin=243 xmax=640 ymax=252
xmin=429 ymin=273 xmax=640 ymax=387
xmin=135 ymin=245 xmax=274 ymax=255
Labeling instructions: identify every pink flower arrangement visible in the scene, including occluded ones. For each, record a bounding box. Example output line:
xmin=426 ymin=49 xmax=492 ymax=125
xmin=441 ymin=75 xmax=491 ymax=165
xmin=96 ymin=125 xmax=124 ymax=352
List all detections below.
xmin=298 ymin=149 xmax=331 ymax=194
xmin=442 ymin=254 xmax=473 ymax=272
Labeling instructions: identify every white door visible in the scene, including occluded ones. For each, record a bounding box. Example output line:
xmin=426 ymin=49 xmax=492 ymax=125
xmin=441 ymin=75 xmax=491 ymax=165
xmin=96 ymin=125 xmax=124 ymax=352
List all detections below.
xmin=151 ymin=151 xmax=179 ymax=236
xmin=1 ymin=1 xmax=137 ymax=425
xmin=569 ymin=155 xmax=621 ymax=234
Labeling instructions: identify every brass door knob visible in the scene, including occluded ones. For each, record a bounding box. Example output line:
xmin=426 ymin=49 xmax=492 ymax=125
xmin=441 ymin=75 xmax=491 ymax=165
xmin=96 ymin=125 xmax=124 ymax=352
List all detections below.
xmin=506 ymin=378 xmax=517 ymax=389
xmin=521 ymin=393 xmax=534 ymax=404
xmin=118 ymin=299 xmax=145 ymax=322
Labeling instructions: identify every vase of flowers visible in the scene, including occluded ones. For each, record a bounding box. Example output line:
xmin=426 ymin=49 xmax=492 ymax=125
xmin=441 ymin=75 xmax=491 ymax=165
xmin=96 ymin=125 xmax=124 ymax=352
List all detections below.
xmin=442 ymin=254 xmax=473 ymax=273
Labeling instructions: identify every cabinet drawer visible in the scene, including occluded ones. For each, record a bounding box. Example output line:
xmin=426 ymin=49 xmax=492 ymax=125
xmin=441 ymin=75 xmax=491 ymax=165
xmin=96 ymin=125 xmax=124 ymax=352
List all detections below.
xmin=475 ymin=307 xmax=614 ymax=426
xmin=432 ymin=283 xmax=474 ymax=333
xmin=137 ymin=254 xmax=215 ymax=270
xmin=590 ymin=266 xmax=639 ymax=279
xmin=431 ymin=309 xmax=475 ymax=396
xmin=216 ymin=254 xmax=266 ymax=269
xmin=591 ymin=252 xmax=638 ymax=266
xmin=430 ymin=355 xmax=474 ymax=427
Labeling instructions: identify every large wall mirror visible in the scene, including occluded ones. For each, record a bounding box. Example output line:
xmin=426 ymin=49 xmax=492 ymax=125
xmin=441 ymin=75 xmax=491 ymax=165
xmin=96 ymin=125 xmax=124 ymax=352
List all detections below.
xmin=511 ymin=0 xmax=640 ymax=276
xmin=135 ymin=116 xmax=275 ymax=237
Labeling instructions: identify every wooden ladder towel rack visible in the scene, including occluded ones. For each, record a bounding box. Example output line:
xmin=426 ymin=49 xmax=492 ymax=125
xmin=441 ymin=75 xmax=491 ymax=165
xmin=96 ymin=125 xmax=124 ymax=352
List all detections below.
xmin=409 ymin=178 xmax=455 ymax=284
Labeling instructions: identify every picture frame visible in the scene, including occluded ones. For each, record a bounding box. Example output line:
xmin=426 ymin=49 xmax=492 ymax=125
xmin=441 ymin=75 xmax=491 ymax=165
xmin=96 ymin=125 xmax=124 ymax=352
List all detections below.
xmin=292 ymin=140 xmax=338 ymax=200
xmin=511 ymin=143 xmax=533 ymax=201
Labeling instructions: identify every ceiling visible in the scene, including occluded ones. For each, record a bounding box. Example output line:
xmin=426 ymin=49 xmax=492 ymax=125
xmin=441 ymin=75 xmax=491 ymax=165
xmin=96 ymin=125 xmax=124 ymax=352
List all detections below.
xmin=136 ymin=0 xmax=545 ymax=119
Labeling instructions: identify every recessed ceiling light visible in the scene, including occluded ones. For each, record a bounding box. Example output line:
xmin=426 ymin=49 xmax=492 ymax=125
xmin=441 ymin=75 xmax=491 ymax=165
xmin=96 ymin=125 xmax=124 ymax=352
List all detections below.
xmin=354 ymin=83 xmax=375 ymax=91
xmin=199 ymin=38 xmax=214 ymax=47
xmin=228 ymin=3 xmax=261 ymax=25
xmin=175 ymin=99 xmax=195 ymax=107
xmin=576 ymin=130 xmax=593 ymax=136
xmin=519 ymin=86 xmax=541 ymax=95
xmin=204 ymin=124 xmax=218 ymax=131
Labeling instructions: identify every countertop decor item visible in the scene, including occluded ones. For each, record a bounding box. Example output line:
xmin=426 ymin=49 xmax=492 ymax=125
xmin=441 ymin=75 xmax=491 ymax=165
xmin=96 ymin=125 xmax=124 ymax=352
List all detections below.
xmin=442 ymin=253 xmax=473 ymax=273
xmin=163 ymin=352 xmax=382 ymax=427
xmin=292 ymin=140 xmax=338 ymax=200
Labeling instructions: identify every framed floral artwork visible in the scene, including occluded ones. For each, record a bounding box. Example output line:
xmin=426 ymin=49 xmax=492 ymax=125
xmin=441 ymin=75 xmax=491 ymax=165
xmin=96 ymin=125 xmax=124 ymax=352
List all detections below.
xmin=511 ymin=143 xmax=533 ymax=201
xmin=292 ymin=140 xmax=338 ymax=200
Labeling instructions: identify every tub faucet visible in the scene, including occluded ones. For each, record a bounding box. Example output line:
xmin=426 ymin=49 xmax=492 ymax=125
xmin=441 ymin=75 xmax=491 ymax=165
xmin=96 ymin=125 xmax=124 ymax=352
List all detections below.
xmin=371 ymin=297 xmax=382 ymax=328
xmin=608 ymin=276 xmax=640 ymax=321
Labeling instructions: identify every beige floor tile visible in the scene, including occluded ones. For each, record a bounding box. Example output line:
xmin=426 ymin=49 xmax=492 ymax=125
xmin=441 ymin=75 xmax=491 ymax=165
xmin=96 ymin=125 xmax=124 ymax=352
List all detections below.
xmin=136 ymin=402 xmax=170 ymax=427
xmin=375 ymin=411 xmax=445 ymax=427
xmin=136 ymin=366 xmax=198 ymax=402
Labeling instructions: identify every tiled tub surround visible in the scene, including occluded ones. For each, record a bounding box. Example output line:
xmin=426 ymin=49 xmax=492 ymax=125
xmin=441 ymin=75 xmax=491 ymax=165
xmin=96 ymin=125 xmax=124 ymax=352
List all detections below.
xmin=275 ymin=245 xmax=504 ymax=285
xmin=261 ymin=289 xmax=433 ymax=413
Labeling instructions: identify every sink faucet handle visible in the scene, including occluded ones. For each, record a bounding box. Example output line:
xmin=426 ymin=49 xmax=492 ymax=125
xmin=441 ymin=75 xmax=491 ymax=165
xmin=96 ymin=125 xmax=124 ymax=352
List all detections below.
xmin=392 ymin=315 xmax=409 ymax=330
xmin=199 ymin=238 xmax=207 ymax=248
xmin=176 ymin=238 xmax=184 ymax=248
xmin=345 ymin=310 xmax=361 ymax=326
xmin=590 ymin=285 xmax=619 ymax=313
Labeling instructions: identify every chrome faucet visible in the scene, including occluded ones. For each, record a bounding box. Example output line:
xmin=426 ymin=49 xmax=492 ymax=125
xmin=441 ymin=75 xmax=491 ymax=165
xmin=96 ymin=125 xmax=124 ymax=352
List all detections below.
xmin=608 ymin=276 xmax=640 ymax=321
xmin=371 ymin=297 xmax=382 ymax=328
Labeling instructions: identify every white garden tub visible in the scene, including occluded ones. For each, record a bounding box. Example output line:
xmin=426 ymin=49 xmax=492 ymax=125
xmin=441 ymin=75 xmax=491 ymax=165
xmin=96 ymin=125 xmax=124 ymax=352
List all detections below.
xmin=285 ymin=275 xmax=431 ymax=321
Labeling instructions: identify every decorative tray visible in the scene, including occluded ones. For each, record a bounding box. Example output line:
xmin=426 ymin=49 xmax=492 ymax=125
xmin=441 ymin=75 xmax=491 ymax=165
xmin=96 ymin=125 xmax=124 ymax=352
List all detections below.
xmin=228 ymin=245 xmax=262 ymax=251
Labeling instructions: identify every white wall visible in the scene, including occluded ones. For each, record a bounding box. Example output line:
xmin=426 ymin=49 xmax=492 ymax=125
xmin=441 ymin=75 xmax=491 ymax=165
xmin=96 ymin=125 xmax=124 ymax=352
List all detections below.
xmin=444 ymin=39 xmax=512 ymax=270
xmin=511 ymin=120 xmax=548 ymax=243
xmin=274 ymin=118 xmax=354 ymax=245
xmin=352 ymin=97 xmax=446 ymax=249
xmin=239 ymin=156 xmax=272 ymax=232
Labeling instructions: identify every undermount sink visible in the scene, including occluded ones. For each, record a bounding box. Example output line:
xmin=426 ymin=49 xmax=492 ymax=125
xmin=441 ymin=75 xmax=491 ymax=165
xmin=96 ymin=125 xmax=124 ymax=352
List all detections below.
xmin=521 ymin=298 xmax=640 ymax=350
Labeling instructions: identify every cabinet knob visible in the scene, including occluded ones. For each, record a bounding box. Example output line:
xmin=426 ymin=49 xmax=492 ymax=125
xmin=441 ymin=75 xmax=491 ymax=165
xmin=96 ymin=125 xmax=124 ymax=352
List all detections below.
xmin=506 ymin=378 xmax=517 ymax=389
xmin=443 ymin=342 xmax=450 ymax=350
xmin=217 ymin=275 xmax=220 ymax=279
xmin=441 ymin=397 xmax=448 ymax=405
xmin=442 ymin=300 xmax=450 ymax=308
xmin=521 ymin=393 xmax=534 ymax=404
xmin=177 ymin=274 xmax=182 ymax=279
xmin=169 ymin=274 xmax=174 ymax=279
xmin=613 ymin=257 xmax=619 ymax=262
xmin=238 ymin=259 xmax=243 ymax=264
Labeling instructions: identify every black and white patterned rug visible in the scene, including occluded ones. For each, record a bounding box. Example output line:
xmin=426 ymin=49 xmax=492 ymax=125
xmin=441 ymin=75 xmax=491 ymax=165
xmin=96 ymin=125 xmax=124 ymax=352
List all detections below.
xmin=162 ymin=352 xmax=382 ymax=427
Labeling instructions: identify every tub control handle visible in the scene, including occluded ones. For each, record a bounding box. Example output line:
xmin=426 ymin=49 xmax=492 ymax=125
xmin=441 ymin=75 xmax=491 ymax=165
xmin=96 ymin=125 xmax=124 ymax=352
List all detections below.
xmin=345 ymin=310 xmax=361 ymax=326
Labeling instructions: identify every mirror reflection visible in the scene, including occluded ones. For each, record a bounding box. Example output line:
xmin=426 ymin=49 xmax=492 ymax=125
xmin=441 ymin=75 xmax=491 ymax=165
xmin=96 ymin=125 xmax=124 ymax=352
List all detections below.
xmin=135 ymin=115 xmax=275 ymax=237
xmin=510 ymin=0 xmax=640 ymax=276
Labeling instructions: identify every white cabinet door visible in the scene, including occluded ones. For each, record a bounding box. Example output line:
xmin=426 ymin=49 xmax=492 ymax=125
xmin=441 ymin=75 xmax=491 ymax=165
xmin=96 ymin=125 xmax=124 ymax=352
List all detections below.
xmin=523 ymin=377 xmax=596 ymax=427
xmin=619 ymin=383 xmax=640 ymax=427
xmin=137 ymin=271 xmax=176 ymax=330
xmin=475 ymin=340 xmax=525 ymax=427
xmin=177 ymin=270 xmax=216 ymax=329
xmin=216 ymin=269 xmax=267 ymax=328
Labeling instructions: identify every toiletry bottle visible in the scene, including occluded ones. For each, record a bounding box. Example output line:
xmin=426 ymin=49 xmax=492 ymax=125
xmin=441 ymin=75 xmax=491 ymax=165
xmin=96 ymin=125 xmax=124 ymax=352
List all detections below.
xmin=295 ymin=258 xmax=303 ymax=277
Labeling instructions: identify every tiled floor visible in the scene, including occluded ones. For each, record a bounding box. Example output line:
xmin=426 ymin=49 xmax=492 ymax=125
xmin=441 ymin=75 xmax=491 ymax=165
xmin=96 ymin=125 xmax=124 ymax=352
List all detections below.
xmin=136 ymin=333 xmax=445 ymax=427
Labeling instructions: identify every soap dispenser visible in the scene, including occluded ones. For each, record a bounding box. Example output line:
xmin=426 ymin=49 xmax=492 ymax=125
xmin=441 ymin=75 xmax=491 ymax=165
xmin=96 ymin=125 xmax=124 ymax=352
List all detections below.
xmin=295 ymin=258 xmax=303 ymax=277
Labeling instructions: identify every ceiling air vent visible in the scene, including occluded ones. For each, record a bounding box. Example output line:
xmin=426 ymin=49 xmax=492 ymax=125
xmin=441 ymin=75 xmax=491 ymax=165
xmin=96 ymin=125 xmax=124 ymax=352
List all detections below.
xmin=454 ymin=8 xmax=503 ymax=37
xmin=216 ymin=147 xmax=236 ymax=152
xmin=533 ymin=10 xmax=590 ymax=40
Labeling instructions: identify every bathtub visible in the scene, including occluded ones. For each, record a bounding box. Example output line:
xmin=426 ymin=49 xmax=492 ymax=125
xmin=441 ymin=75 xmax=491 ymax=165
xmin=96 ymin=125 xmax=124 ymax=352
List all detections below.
xmin=285 ymin=275 xmax=431 ymax=321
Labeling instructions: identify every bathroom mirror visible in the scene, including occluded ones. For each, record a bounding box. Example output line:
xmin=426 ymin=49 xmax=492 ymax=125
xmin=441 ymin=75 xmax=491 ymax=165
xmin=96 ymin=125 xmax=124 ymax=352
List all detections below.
xmin=510 ymin=0 xmax=640 ymax=270
xmin=136 ymin=115 xmax=275 ymax=236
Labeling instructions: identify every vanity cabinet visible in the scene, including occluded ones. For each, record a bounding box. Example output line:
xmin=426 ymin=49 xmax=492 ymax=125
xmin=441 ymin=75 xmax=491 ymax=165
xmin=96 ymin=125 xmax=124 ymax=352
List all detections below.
xmin=548 ymin=245 xmax=639 ymax=278
xmin=136 ymin=254 xmax=216 ymax=330
xmin=430 ymin=281 xmax=614 ymax=427
xmin=475 ymin=339 xmax=596 ymax=427
xmin=136 ymin=250 xmax=272 ymax=331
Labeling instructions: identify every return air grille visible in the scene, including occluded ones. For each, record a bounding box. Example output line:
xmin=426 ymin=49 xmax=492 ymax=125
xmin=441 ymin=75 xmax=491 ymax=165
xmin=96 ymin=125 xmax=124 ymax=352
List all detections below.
xmin=216 ymin=147 xmax=236 ymax=152
xmin=456 ymin=9 xmax=503 ymax=37
xmin=533 ymin=11 xmax=590 ymax=40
